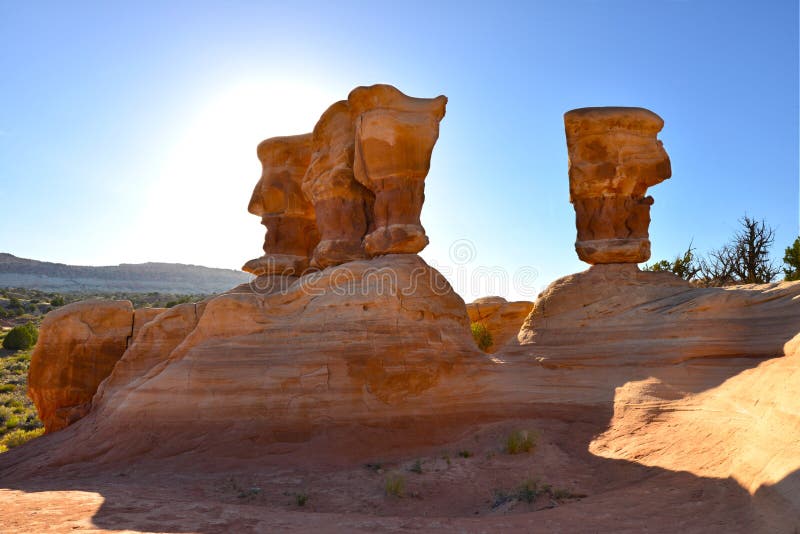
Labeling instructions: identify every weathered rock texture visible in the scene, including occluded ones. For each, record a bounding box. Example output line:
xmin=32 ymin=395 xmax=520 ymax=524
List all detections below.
xmin=243 ymin=134 xmax=319 ymax=276
xmin=21 ymin=255 xmax=482 ymax=466
xmin=27 ymin=301 xmax=133 ymax=433
xmin=7 ymin=101 xmax=800 ymax=532
xmin=302 ymin=100 xmax=372 ymax=268
xmin=516 ymin=264 xmax=800 ymax=365
xmin=589 ymin=334 xmax=800 ymax=533
xmin=243 ymin=85 xmax=446 ymax=271
xmin=466 ymin=296 xmax=533 ymax=353
xmin=26 ymin=302 xmax=168 ymax=433
xmin=350 ymin=85 xmax=447 ymax=256
xmin=565 ymin=107 xmax=671 ymax=264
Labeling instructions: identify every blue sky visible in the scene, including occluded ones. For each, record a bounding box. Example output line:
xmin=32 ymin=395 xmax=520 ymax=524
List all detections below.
xmin=0 ymin=0 xmax=797 ymax=300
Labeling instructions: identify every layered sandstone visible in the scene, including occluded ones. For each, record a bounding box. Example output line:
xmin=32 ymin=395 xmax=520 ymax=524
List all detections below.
xmin=590 ymin=334 xmax=800 ymax=533
xmin=243 ymin=134 xmax=319 ymax=276
xmin=302 ymin=100 xmax=372 ymax=268
xmin=27 ymin=301 xmax=134 ymax=432
xmin=515 ymin=264 xmax=800 ymax=365
xmin=466 ymin=296 xmax=533 ymax=353
xmin=350 ymin=85 xmax=447 ymax=255
xmin=28 ymin=255 xmax=483 ymax=465
xmin=297 ymin=84 xmax=447 ymax=268
xmin=565 ymin=107 xmax=671 ymax=264
xmin=27 ymin=302 xmax=169 ymax=433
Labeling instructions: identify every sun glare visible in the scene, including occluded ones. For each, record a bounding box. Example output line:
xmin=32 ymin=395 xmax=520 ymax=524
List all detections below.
xmin=131 ymin=79 xmax=339 ymax=269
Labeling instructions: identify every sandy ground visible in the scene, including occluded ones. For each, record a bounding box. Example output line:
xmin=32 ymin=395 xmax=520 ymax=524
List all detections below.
xmin=0 ymin=417 xmax=770 ymax=533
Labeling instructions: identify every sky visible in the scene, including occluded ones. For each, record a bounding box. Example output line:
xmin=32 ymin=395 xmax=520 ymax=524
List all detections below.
xmin=0 ymin=0 xmax=797 ymax=301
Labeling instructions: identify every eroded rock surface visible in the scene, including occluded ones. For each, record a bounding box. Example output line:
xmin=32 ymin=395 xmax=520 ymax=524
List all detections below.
xmin=28 ymin=255 xmax=482 ymax=465
xmin=565 ymin=107 xmax=671 ymax=264
xmin=27 ymin=301 xmax=134 ymax=433
xmin=351 ymin=85 xmax=447 ymax=256
xmin=515 ymin=264 xmax=800 ymax=365
xmin=241 ymin=84 xmax=449 ymax=269
xmin=302 ymin=100 xmax=373 ymax=268
xmin=243 ymin=134 xmax=319 ymax=276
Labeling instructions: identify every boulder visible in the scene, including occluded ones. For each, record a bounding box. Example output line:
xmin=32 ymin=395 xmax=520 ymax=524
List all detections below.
xmin=27 ymin=300 xmax=134 ymax=432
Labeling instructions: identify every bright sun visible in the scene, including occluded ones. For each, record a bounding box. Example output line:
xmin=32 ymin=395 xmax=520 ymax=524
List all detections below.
xmin=132 ymin=79 xmax=340 ymax=270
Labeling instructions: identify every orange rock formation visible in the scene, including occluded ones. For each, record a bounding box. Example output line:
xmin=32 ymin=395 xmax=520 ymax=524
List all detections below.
xmin=565 ymin=107 xmax=671 ymax=264
xmin=242 ymin=134 xmax=319 ymax=276
xmin=7 ymin=96 xmax=800 ymax=532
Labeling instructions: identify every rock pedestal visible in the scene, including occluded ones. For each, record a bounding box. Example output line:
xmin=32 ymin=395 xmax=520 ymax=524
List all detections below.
xmin=564 ymin=107 xmax=671 ymax=264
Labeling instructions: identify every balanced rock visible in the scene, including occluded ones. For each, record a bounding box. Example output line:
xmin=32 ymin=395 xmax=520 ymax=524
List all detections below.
xmin=243 ymin=134 xmax=319 ymax=276
xmin=565 ymin=107 xmax=671 ymax=264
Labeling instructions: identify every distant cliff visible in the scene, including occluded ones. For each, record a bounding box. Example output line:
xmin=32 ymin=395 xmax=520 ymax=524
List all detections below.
xmin=0 ymin=253 xmax=250 ymax=293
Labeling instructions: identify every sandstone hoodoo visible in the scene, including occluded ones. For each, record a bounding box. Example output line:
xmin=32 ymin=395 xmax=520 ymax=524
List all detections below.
xmin=242 ymin=133 xmax=319 ymax=277
xmin=242 ymin=84 xmax=449 ymax=270
xmin=565 ymin=107 xmax=671 ymax=265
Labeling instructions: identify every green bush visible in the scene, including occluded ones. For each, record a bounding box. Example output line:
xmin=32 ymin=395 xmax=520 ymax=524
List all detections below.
xmin=0 ymin=427 xmax=44 ymax=452
xmin=2 ymin=323 xmax=38 ymax=351
xmin=50 ymin=295 xmax=65 ymax=307
xmin=471 ymin=322 xmax=493 ymax=351
xmin=506 ymin=429 xmax=538 ymax=454
xmin=784 ymin=237 xmax=800 ymax=281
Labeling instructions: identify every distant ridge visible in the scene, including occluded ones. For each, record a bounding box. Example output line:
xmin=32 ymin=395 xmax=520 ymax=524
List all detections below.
xmin=0 ymin=253 xmax=251 ymax=293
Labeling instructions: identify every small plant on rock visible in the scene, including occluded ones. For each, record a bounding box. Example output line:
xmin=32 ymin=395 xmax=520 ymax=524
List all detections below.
xmin=470 ymin=322 xmax=493 ymax=351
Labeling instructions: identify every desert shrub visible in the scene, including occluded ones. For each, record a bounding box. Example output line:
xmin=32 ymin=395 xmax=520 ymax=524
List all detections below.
xmin=506 ymin=429 xmax=538 ymax=454
xmin=295 ymin=492 xmax=308 ymax=506
xmin=494 ymin=478 xmax=585 ymax=508
xmin=384 ymin=473 xmax=405 ymax=497
xmin=517 ymin=478 xmax=545 ymax=503
xmin=2 ymin=323 xmax=38 ymax=351
xmin=50 ymin=295 xmax=65 ymax=307
xmin=409 ymin=459 xmax=423 ymax=474
xmin=458 ymin=450 xmax=472 ymax=458
xmin=644 ymin=243 xmax=700 ymax=280
xmin=471 ymin=322 xmax=493 ymax=351
xmin=0 ymin=427 xmax=44 ymax=450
